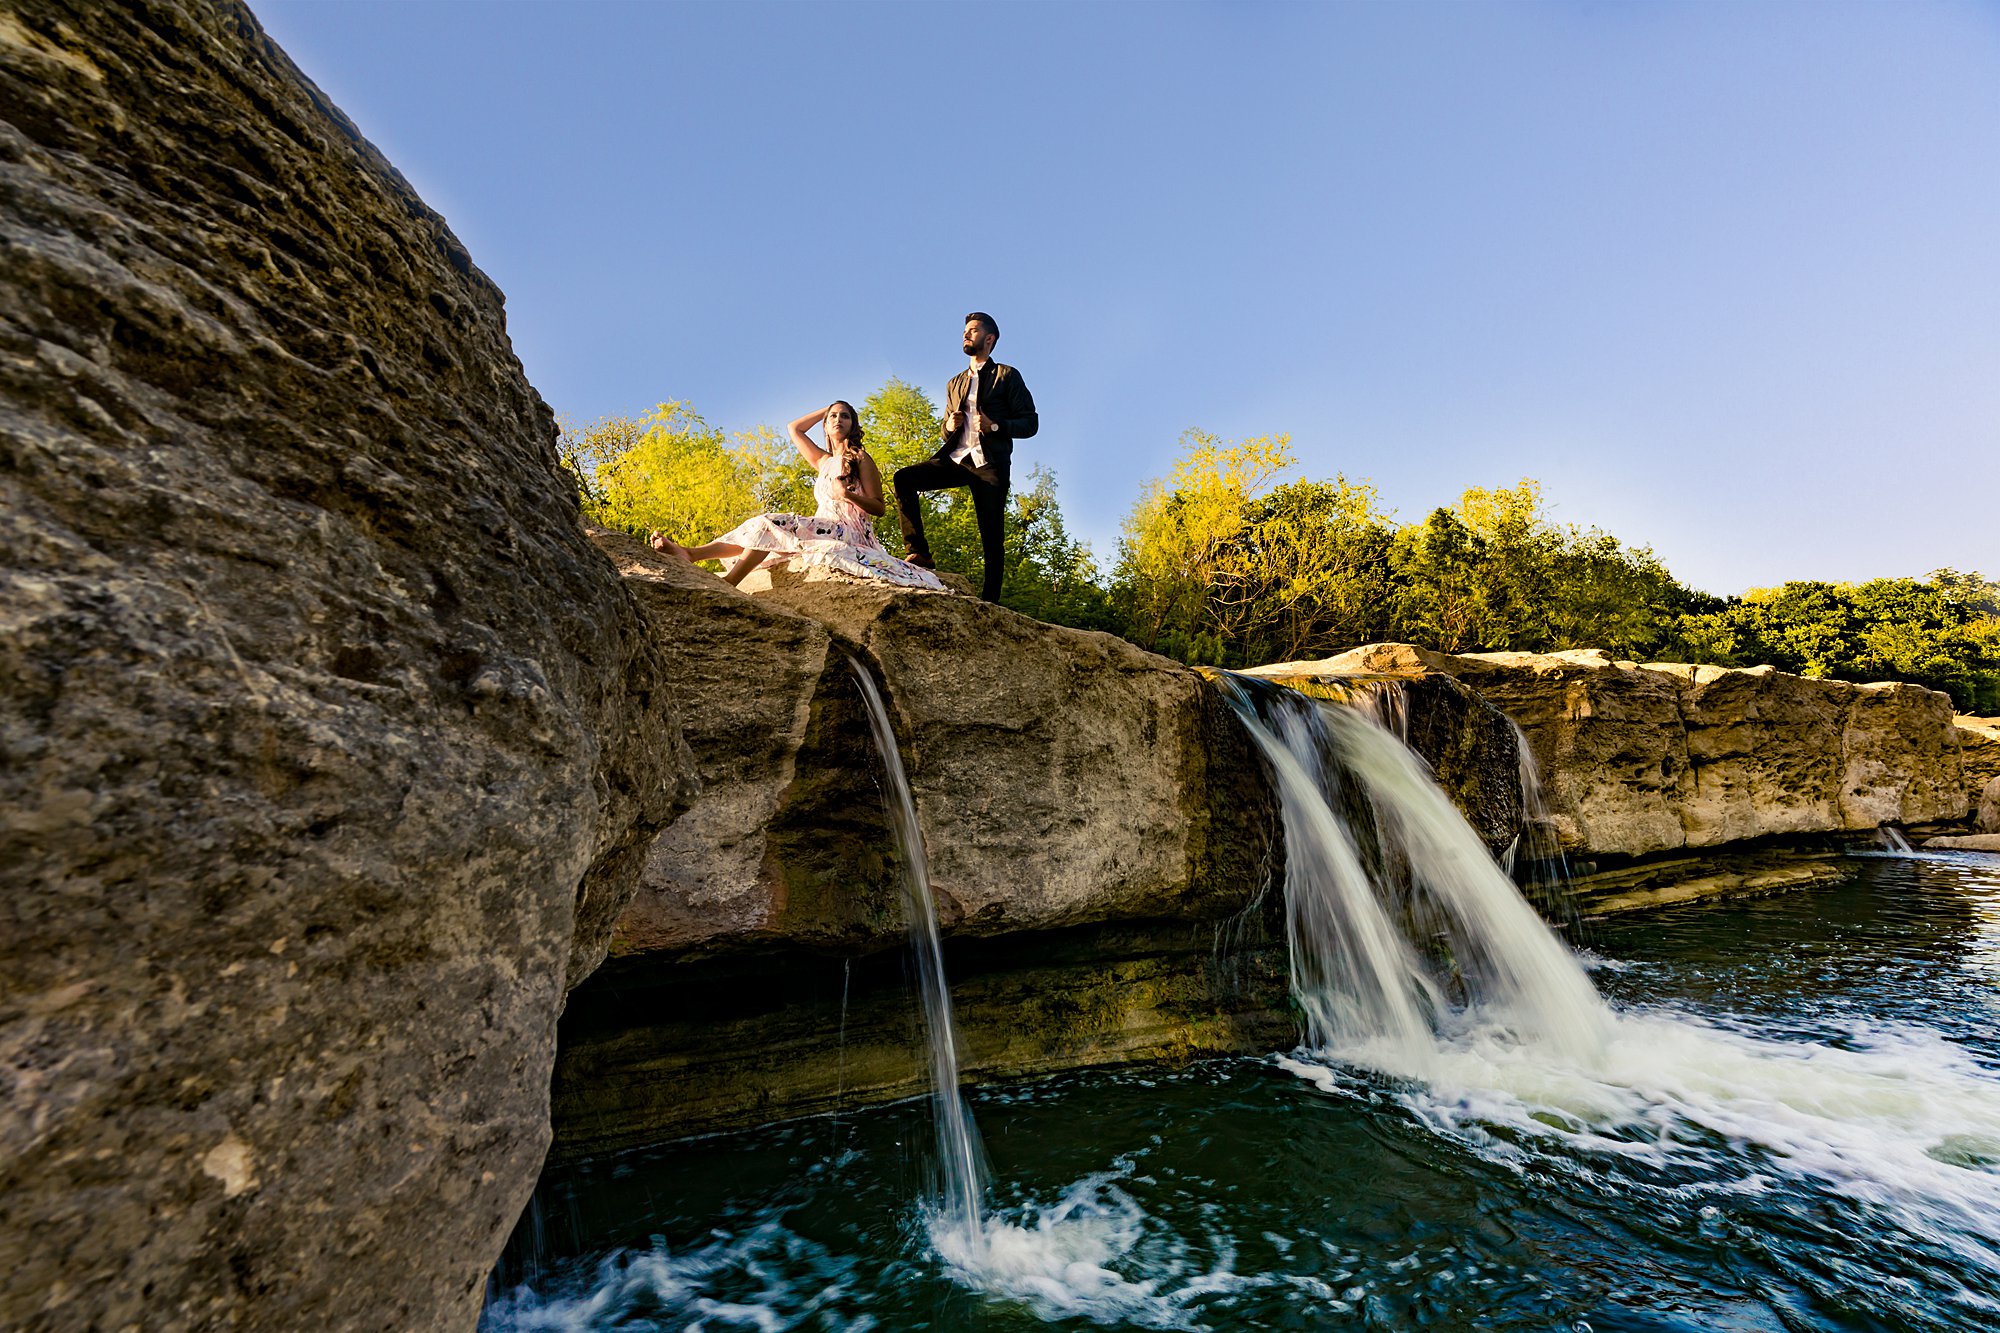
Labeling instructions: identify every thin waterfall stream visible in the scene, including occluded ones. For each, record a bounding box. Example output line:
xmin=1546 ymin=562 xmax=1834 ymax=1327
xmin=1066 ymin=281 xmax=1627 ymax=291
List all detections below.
xmin=848 ymin=658 xmax=989 ymax=1240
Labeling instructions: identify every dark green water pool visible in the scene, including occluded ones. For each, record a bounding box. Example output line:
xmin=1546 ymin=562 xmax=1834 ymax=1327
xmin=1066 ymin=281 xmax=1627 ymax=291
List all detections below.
xmin=485 ymin=852 xmax=2000 ymax=1332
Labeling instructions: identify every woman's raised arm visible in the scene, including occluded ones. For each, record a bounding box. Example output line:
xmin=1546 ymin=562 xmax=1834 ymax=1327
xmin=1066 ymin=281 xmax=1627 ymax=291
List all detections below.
xmin=787 ymin=408 xmax=831 ymax=467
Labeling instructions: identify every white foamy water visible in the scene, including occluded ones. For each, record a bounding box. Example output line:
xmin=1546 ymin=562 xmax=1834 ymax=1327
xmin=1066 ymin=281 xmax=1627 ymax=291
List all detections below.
xmin=482 ymin=1219 xmax=876 ymax=1332
xmin=1222 ymin=677 xmax=1605 ymax=1058
xmin=1281 ymin=1006 xmax=2000 ymax=1281
xmin=1317 ymin=700 xmax=1607 ymax=1059
xmin=1851 ymin=848 xmax=1998 ymax=864
xmin=926 ymin=1166 xmax=1319 ymax=1329
xmin=1234 ymin=693 xmax=1440 ymax=1051
xmin=1232 ymin=673 xmax=2000 ymax=1294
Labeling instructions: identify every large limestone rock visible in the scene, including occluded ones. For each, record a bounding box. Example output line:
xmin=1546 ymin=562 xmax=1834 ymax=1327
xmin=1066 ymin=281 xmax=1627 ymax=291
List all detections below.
xmin=1956 ymin=717 xmax=2000 ymax=830
xmin=1 ymin=6 xmax=685 ymax=1331
xmin=548 ymin=557 xmax=1529 ymax=1150
xmin=557 ymin=542 xmax=1280 ymax=1151
xmin=587 ymin=531 xmax=867 ymax=957
xmin=1254 ymin=646 xmax=1966 ymax=857
xmin=1923 ymin=832 xmax=2000 ymax=852
xmin=759 ymin=576 xmax=1273 ymax=936
xmin=588 ymin=532 xmax=1270 ymax=958
xmin=1978 ymin=777 xmax=2000 ymax=836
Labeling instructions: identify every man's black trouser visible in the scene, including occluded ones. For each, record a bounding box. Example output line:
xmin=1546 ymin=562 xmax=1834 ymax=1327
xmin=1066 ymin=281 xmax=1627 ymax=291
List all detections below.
xmin=894 ymin=455 xmax=1009 ymax=603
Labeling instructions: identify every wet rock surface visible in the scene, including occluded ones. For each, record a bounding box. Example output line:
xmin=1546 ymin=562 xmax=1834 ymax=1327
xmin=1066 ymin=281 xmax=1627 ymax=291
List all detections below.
xmin=1566 ymin=849 xmax=1853 ymax=916
xmin=1 ymin=6 xmax=684 ymax=1330
xmin=1923 ymin=832 xmax=2000 ymax=853
xmin=1237 ymin=649 xmax=1526 ymax=856
xmin=1252 ymin=645 xmax=1967 ymax=858
xmin=551 ymin=922 xmax=1293 ymax=1159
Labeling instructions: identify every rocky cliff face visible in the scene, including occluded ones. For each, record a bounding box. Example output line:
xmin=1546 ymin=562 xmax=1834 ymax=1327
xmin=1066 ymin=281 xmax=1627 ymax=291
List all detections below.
xmin=554 ymin=546 xmax=1529 ymax=1152
xmin=1254 ymin=645 xmax=1967 ymax=858
xmin=1 ymin=6 xmax=685 ymax=1330
xmin=588 ymin=532 xmax=1274 ymax=959
xmin=1955 ymin=717 xmax=2000 ymax=832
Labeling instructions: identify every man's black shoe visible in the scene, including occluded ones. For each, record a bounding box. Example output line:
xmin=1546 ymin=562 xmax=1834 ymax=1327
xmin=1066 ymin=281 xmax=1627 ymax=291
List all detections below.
xmin=906 ymin=551 xmax=935 ymax=570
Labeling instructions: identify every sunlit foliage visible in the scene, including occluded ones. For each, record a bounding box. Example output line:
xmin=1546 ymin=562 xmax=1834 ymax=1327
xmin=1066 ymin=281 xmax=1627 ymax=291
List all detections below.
xmin=1111 ymin=444 xmax=1699 ymax=668
xmin=559 ymin=399 xmax=1996 ymax=708
xmin=565 ymin=385 xmax=1109 ymax=624
xmin=1677 ymin=571 xmax=2000 ymax=711
xmin=558 ymin=402 xmax=811 ymax=545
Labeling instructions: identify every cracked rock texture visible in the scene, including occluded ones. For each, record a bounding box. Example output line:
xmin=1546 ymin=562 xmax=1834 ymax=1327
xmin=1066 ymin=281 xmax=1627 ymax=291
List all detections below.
xmin=1257 ymin=645 xmax=1966 ymax=857
xmin=1954 ymin=716 xmax=2000 ymax=831
xmin=552 ymin=547 xmax=1523 ymax=1153
xmin=587 ymin=532 xmax=1274 ymax=962
xmin=1 ymin=4 xmax=686 ymax=1330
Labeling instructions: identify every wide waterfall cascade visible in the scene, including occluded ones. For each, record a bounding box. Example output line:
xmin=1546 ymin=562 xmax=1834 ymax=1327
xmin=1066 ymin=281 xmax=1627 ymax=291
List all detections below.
xmin=1230 ymin=685 xmax=1439 ymax=1051
xmin=1221 ymin=676 xmax=1608 ymax=1061
xmin=849 ymin=660 xmax=988 ymax=1238
xmin=1228 ymin=674 xmax=2000 ymax=1303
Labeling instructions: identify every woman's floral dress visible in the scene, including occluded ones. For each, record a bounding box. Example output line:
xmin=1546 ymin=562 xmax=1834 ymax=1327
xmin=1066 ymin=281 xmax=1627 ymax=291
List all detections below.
xmin=710 ymin=452 xmax=947 ymax=591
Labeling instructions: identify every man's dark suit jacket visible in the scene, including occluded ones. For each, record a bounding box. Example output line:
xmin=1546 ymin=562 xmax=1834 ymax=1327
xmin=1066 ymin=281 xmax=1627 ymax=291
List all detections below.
xmin=936 ymin=361 xmax=1037 ymax=467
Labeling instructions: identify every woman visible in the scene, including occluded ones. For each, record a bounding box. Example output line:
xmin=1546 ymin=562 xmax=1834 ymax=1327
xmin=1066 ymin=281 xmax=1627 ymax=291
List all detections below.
xmin=650 ymin=402 xmax=947 ymax=592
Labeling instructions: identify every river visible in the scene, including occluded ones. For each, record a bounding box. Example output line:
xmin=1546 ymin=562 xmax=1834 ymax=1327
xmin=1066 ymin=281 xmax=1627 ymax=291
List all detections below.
xmin=484 ymin=850 xmax=2000 ymax=1332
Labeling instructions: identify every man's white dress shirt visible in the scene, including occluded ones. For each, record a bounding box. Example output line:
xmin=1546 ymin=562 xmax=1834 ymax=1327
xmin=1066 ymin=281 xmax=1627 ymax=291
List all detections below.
xmin=948 ymin=360 xmax=988 ymax=469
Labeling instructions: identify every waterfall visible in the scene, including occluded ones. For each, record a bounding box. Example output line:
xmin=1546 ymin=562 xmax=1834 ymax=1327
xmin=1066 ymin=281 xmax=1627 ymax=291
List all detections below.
xmin=1220 ymin=675 xmax=1607 ymax=1061
xmin=1503 ymin=718 xmax=1584 ymax=931
xmin=848 ymin=659 xmax=988 ymax=1238
xmin=1225 ymin=679 xmax=1439 ymax=1051
xmin=1879 ymin=825 xmax=1915 ymax=853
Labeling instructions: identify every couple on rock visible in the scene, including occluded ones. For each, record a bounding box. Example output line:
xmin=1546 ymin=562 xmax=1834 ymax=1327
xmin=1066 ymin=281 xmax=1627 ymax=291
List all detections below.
xmin=650 ymin=312 xmax=1036 ymax=603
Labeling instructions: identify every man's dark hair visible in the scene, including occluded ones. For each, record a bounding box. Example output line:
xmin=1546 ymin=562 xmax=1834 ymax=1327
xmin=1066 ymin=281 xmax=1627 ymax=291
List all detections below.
xmin=964 ymin=311 xmax=998 ymax=340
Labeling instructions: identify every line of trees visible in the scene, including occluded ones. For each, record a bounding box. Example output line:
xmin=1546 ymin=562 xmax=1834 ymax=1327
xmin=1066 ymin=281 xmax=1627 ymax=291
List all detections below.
xmin=559 ymin=382 xmax=2000 ymax=713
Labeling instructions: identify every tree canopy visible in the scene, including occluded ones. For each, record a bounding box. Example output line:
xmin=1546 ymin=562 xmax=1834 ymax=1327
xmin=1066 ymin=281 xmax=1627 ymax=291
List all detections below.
xmin=559 ymin=401 xmax=810 ymax=545
xmin=557 ymin=392 xmax=1998 ymax=711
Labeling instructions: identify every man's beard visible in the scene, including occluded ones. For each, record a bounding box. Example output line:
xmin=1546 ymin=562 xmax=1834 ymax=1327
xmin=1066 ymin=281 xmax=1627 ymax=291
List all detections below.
xmin=963 ymin=340 xmax=983 ymax=356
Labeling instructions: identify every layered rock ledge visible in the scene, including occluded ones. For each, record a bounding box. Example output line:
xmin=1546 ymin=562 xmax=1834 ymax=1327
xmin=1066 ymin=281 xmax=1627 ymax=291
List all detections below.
xmin=2 ymin=6 xmax=685 ymax=1330
xmin=587 ymin=532 xmax=1273 ymax=960
xmin=1955 ymin=716 xmax=2000 ymax=833
xmin=553 ymin=543 xmax=1527 ymax=1154
xmin=1253 ymin=644 xmax=1969 ymax=859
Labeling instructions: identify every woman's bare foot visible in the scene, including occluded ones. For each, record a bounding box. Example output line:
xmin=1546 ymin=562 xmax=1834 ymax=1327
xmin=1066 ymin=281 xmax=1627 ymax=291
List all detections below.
xmin=648 ymin=530 xmax=693 ymax=562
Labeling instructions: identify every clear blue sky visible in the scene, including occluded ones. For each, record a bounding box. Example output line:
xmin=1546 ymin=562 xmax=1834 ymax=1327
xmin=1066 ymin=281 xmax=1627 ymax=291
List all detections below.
xmin=251 ymin=0 xmax=1999 ymax=596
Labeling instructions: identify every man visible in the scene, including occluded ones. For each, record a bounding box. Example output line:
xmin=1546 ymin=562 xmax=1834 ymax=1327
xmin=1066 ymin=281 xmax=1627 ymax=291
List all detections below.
xmin=894 ymin=311 xmax=1038 ymax=603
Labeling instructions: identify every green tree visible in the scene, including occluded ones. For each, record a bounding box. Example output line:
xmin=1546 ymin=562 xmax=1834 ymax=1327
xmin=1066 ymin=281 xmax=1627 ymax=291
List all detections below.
xmin=1389 ymin=507 xmax=1492 ymax=654
xmin=1673 ymin=572 xmax=2000 ymax=710
xmin=859 ymin=377 xmax=949 ymax=561
xmin=557 ymin=401 xmax=809 ymax=549
xmin=999 ymin=466 xmax=1115 ymax=630
xmin=1111 ymin=429 xmax=1296 ymax=663
xmin=1387 ymin=480 xmax=1699 ymax=659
